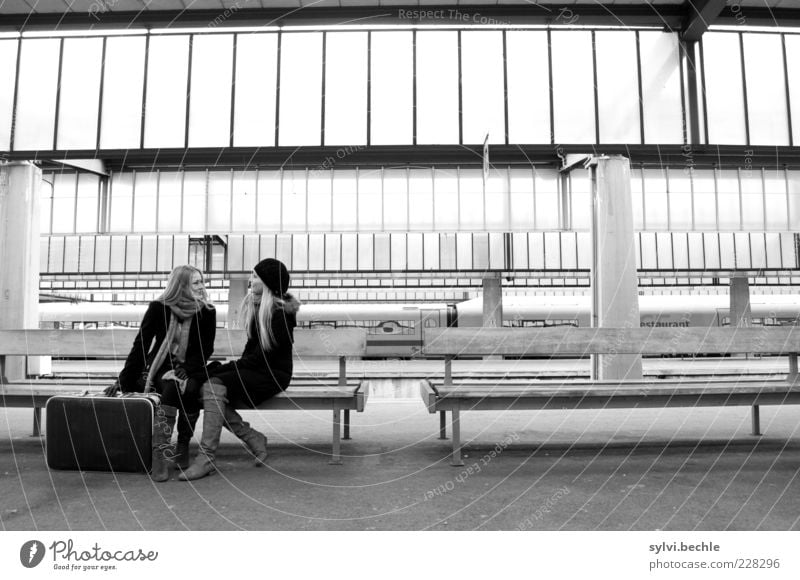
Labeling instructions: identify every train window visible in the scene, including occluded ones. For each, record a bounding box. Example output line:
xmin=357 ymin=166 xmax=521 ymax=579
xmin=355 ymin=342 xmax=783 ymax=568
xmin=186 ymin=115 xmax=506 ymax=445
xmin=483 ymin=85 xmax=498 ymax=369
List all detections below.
xmin=424 ymin=319 xmax=438 ymax=328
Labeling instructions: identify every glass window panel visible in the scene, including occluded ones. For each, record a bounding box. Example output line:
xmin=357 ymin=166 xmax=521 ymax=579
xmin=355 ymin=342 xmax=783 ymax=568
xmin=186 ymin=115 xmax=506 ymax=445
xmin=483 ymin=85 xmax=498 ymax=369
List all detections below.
xmin=750 ymin=233 xmax=766 ymax=269
xmin=307 ymin=171 xmax=332 ymax=231
xmin=528 ymin=233 xmax=544 ymax=269
xmin=409 ymin=169 xmax=433 ymax=231
xmin=740 ymin=170 xmax=764 ymax=230
xmin=717 ymin=170 xmax=741 ymax=230
xmin=703 ymin=233 xmax=721 ymax=269
xmin=14 ymin=39 xmax=60 ymax=150
xmin=416 ymin=31 xmax=459 ymax=144
xmin=440 ymin=233 xmax=456 ymax=270
xmin=668 ymin=169 xmax=693 ymax=230
xmin=307 ymin=234 xmax=324 ymax=270
xmin=639 ymin=233 xmax=656 ymax=269
xmin=207 ymin=171 xmax=231 ymax=231
xmin=459 ymin=169 xmax=484 ymax=230
xmin=157 ymin=236 xmax=174 ymax=271
xmin=596 ymin=31 xmax=640 ymax=144
xmin=125 ymin=236 xmax=142 ymax=272
xmin=551 ymin=31 xmax=595 ymax=144
xmin=189 ymin=34 xmax=234 ymax=148
xmin=358 ymin=234 xmax=374 ymax=270
xmin=423 ymin=233 xmax=439 ymax=269
xmin=687 ymin=233 xmax=705 ymax=269
xmin=643 ymin=169 xmax=668 ymax=230
xmin=485 ymin=172 xmax=508 ymax=230
xmin=639 ymin=31 xmax=683 ymax=144
xmin=672 ymin=233 xmax=689 ymax=269
xmin=433 ymin=168 xmax=459 ymax=230
xmin=407 ymin=233 xmax=423 ymax=270
xmin=461 ymin=31 xmax=505 ymax=145
xmin=0 ymin=40 xmax=18 ymax=150
xmin=63 ymin=236 xmax=80 ymax=272
xmin=48 ymin=237 xmax=64 ymax=273
xmin=233 ymin=34 xmax=278 ymax=147
xmin=325 ymin=234 xmax=341 ymax=270
xmin=257 ymin=171 xmax=281 ymax=232
xmin=509 ymin=168 xmax=534 ymax=231
xmin=656 ymin=232 xmax=673 ymax=269
xmin=227 ymin=236 xmax=244 ymax=272
xmin=242 ymin=235 xmax=260 ymax=269
xmin=370 ymin=31 xmax=413 ymax=145
xmin=765 ymin=233 xmax=782 ymax=268
xmin=158 ymin=172 xmax=182 ymax=232
xmin=764 ymin=169 xmax=788 ymax=230
xmin=383 ymin=169 xmax=408 ymax=231
xmin=282 ymin=170 xmax=307 ymax=231
xmin=780 ymin=232 xmax=797 ymax=268
xmin=631 ymin=168 xmax=644 ymax=229
xmin=391 ymin=234 xmax=407 ymax=270
xmin=40 ymin=176 xmax=53 ymax=234
xmin=512 ymin=233 xmax=529 ymax=269
xmin=279 ymin=32 xmax=322 ymax=146
xmin=544 ymin=232 xmax=561 ymax=269
xmin=57 ymin=38 xmax=103 ymax=150
xmin=577 ymin=232 xmax=592 ymax=269
xmin=534 ymin=168 xmax=559 ymax=229
xmin=173 ymin=236 xmax=189 ymax=266
xmin=232 ymin=171 xmax=256 ymax=232
xmin=109 ymin=173 xmax=133 ymax=232
xmin=731 ymin=233 xmax=749 ymax=268
xmin=275 ymin=234 xmax=293 ymax=266
xmin=341 ymin=234 xmax=357 ymax=270
xmin=141 ymin=236 xmax=158 ymax=271
xmin=182 ymin=172 xmax=206 ymax=232
xmin=325 ymin=32 xmax=367 ymax=146
xmin=506 ymin=31 xmax=550 ymax=144
xmin=52 ymin=173 xmax=76 ymax=234
xmin=95 ymin=236 xmax=111 ymax=273
xmin=703 ymin=33 xmax=746 ymax=145
xmin=569 ymin=169 xmax=592 ymax=231
xmin=786 ymin=36 xmax=800 ymax=147
xmin=358 ymin=169 xmax=382 ymax=229
xmin=144 ymin=35 xmax=189 ymax=148
xmin=100 ymin=36 xmax=146 ymax=149
xmin=457 ymin=233 xmax=473 ymax=269
xmin=374 ymin=234 xmax=390 ymax=269
xmin=75 ymin=174 xmax=99 ymax=233
xmin=292 ymin=235 xmax=308 ymax=271
xmin=133 ymin=172 xmax=158 ymax=233
xmin=743 ymin=34 xmax=790 ymax=146
xmin=332 ymin=170 xmax=358 ymax=231
xmin=473 ymin=234 xmax=489 ymax=270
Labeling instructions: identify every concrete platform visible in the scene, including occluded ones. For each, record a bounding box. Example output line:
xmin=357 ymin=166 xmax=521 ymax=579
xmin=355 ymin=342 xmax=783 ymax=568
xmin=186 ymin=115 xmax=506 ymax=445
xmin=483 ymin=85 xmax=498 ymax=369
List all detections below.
xmin=1 ymin=400 xmax=799 ymax=531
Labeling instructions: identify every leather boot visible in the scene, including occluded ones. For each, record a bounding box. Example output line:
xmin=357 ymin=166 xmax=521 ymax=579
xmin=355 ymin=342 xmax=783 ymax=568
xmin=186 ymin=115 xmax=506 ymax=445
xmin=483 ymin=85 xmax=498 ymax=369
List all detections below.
xmin=224 ymin=407 xmax=268 ymax=467
xmin=179 ymin=381 xmax=226 ymax=481
xmin=151 ymin=404 xmax=177 ymax=482
xmin=174 ymin=411 xmax=199 ymax=470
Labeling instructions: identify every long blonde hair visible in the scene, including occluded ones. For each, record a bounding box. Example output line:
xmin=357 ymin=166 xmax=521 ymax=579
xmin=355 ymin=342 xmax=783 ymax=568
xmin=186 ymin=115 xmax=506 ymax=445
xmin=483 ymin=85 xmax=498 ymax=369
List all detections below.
xmin=158 ymin=265 xmax=211 ymax=309
xmin=241 ymin=291 xmax=293 ymax=352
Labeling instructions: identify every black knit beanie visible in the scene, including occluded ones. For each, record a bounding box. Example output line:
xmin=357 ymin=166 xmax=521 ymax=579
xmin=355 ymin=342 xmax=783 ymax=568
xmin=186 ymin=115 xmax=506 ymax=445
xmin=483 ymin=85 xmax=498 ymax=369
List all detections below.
xmin=253 ymin=258 xmax=290 ymax=296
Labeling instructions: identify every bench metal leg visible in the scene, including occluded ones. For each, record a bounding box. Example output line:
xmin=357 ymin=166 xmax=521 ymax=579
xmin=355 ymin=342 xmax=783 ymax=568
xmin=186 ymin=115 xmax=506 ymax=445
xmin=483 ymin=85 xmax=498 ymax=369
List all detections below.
xmin=329 ymin=408 xmax=343 ymax=465
xmin=451 ymin=407 xmax=464 ymax=467
xmin=343 ymin=409 xmax=351 ymax=440
xmin=751 ymin=405 xmax=761 ymax=436
xmin=32 ymin=408 xmax=42 ymax=437
xmin=439 ymin=411 xmax=447 ymax=439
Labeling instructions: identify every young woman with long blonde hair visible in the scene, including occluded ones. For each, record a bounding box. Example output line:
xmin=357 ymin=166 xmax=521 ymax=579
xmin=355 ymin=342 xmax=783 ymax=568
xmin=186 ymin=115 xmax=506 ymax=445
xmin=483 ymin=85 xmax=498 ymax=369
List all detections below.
xmin=180 ymin=258 xmax=300 ymax=481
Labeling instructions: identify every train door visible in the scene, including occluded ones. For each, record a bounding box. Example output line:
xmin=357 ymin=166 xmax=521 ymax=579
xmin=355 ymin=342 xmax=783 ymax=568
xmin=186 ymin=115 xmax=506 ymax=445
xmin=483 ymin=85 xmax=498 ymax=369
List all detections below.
xmin=417 ymin=308 xmax=445 ymax=356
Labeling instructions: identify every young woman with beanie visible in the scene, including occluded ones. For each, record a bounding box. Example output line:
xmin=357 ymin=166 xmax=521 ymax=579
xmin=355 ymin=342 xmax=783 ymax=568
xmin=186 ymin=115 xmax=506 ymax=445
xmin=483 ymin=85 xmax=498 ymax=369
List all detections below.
xmin=109 ymin=264 xmax=216 ymax=482
xmin=180 ymin=258 xmax=300 ymax=481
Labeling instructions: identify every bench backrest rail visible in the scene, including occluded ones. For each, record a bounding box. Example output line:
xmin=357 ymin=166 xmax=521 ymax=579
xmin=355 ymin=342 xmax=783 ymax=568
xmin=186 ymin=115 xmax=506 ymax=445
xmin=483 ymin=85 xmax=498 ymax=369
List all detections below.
xmin=0 ymin=328 xmax=367 ymax=385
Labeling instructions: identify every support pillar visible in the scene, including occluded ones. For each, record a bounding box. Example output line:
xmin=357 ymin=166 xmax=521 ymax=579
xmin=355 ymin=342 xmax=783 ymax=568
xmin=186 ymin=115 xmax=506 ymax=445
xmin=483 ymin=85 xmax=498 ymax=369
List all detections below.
xmin=0 ymin=162 xmax=41 ymax=380
xmin=482 ymin=276 xmax=502 ymax=360
xmin=226 ymin=274 xmax=249 ymax=329
xmin=730 ymin=276 xmax=752 ymax=328
xmin=588 ymin=156 xmax=643 ymax=380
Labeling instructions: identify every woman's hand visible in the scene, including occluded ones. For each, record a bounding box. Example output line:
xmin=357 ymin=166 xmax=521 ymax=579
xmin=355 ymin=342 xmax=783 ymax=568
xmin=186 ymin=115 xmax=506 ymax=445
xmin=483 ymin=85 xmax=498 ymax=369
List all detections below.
xmin=103 ymin=380 xmax=121 ymax=397
xmin=173 ymin=367 xmax=189 ymax=380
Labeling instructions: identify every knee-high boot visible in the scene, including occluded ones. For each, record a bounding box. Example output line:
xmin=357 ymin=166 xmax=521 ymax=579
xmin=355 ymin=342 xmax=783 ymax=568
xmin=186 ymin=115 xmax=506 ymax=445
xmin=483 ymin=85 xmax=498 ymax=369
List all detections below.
xmin=151 ymin=404 xmax=177 ymax=482
xmin=174 ymin=411 xmax=199 ymax=470
xmin=179 ymin=381 xmax=226 ymax=481
xmin=223 ymin=407 xmax=268 ymax=467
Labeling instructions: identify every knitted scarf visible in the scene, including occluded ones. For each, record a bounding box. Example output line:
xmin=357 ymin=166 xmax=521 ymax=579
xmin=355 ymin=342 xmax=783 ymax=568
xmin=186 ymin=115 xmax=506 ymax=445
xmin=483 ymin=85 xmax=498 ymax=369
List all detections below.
xmin=143 ymin=308 xmax=195 ymax=393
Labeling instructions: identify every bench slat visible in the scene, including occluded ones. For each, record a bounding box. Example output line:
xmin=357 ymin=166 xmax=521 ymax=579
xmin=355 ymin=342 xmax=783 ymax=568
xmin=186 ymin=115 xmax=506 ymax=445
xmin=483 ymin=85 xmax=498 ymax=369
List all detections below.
xmin=0 ymin=328 xmax=367 ymax=357
xmin=423 ymin=327 xmax=800 ymax=356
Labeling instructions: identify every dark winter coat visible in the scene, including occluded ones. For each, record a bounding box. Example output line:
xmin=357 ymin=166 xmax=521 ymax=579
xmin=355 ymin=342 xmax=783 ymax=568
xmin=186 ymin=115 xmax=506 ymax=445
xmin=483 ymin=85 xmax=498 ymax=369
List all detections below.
xmin=209 ymin=294 xmax=299 ymax=407
xmin=118 ymin=301 xmax=217 ymax=393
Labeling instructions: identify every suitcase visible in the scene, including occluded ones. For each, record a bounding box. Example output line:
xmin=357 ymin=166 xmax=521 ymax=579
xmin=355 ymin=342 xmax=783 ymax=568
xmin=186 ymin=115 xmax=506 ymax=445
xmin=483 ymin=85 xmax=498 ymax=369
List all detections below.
xmin=46 ymin=394 xmax=155 ymax=473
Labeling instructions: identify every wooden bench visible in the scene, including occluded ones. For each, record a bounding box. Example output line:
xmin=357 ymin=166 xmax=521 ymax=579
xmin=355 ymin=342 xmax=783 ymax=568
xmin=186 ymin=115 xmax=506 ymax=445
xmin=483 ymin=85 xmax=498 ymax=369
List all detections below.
xmin=0 ymin=328 xmax=368 ymax=464
xmin=421 ymin=327 xmax=800 ymax=466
